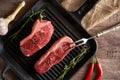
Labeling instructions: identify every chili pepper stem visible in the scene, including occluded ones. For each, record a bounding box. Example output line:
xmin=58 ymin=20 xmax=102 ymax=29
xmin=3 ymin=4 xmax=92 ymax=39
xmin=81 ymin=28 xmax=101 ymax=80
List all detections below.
xmin=84 ymin=57 xmax=95 ymax=80
xmin=95 ymin=56 xmax=103 ymax=80
xmin=91 ymin=57 xmax=95 ymax=64
xmin=96 ymin=56 xmax=99 ymax=63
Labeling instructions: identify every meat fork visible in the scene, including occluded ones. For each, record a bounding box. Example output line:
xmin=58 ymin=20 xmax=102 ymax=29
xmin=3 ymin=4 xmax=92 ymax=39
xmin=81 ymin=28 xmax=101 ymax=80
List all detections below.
xmin=74 ymin=25 xmax=120 ymax=47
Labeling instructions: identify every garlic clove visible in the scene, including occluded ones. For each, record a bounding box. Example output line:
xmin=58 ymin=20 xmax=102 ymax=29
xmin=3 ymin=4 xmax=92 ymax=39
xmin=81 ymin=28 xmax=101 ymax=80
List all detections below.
xmin=0 ymin=18 xmax=8 ymax=36
xmin=5 ymin=1 xmax=25 ymax=24
xmin=0 ymin=1 xmax=26 ymax=36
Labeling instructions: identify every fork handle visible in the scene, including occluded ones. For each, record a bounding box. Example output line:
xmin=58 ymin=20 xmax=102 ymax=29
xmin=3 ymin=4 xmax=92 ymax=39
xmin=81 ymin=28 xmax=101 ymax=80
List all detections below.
xmin=96 ymin=25 xmax=120 ymax=38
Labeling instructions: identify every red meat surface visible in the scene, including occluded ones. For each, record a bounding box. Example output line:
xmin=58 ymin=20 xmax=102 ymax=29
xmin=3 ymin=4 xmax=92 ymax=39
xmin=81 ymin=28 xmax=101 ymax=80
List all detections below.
xmin=34 ymin=36 xmax=75 ymax=74
xmin=20 ymin=19 xmax=54 ymax=57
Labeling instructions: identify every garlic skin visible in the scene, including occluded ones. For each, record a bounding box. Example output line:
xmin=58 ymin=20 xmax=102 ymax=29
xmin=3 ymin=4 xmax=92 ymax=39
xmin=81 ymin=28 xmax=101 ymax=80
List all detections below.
xmin=0 ymin=18 xmax=8 ymax=36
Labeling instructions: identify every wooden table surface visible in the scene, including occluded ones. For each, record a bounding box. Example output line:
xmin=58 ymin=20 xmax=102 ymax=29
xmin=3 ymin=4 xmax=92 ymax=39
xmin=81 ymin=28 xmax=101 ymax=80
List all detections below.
xmin=0 ymin=0 xmax=120 ymax=80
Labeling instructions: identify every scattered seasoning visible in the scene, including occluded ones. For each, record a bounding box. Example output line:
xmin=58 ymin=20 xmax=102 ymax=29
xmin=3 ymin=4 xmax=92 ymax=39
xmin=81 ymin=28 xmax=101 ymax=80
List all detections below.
xmin=95 ymin=57 xmax=103 ymax=80
xmin=57 ymin=46 xmax=88 ymax=80
xmin=84 ymin=57 xmax=95 ymax=80
xmin=32 ymin=35 xmax=39 ymax=44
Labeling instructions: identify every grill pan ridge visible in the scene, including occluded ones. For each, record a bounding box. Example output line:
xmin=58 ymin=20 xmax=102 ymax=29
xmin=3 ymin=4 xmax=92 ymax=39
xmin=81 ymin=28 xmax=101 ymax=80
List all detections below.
xmin=0 ymin=0 xmax=98 ymax=80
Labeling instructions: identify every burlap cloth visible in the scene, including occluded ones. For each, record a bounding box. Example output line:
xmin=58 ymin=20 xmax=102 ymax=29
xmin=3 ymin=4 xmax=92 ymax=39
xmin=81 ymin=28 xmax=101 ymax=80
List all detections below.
xmin=60 ymin=0 xmax=120 ymax=80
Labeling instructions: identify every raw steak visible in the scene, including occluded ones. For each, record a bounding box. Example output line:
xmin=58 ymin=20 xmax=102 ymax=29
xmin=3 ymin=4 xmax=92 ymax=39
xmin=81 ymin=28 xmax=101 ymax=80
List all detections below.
xmin=20 ymin=19 xmax=54 ymax=57
xmin=34 ymin=36 xmax=75 ymax=74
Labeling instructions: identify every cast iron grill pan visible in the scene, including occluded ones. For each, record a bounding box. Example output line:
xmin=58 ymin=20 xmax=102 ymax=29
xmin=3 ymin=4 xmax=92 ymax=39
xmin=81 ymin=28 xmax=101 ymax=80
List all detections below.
xmin=0 ymin=0 xmax=98 ymax=80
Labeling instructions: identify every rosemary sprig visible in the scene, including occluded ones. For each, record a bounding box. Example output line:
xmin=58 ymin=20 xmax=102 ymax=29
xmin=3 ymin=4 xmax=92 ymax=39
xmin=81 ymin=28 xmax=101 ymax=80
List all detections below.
xmin=9 ymin=9 xmax=46 ymax=40
xmin=57 ymin=46 xmax=88 ymax=80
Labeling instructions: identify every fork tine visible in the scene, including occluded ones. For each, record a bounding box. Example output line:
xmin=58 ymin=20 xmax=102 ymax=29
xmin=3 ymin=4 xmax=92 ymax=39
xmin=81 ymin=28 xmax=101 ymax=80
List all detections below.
xmin=75 ymin=42 xmax=85 ymax=47
xmin=74 ymin=38 xmax=88 ymax=47
xmin=72 ymin=36 xmax=96 ymax=48
xmin=74 ymin=37 xmax=94 ymax=47
xmin=74 ymin=39 xmax=83 ymax=43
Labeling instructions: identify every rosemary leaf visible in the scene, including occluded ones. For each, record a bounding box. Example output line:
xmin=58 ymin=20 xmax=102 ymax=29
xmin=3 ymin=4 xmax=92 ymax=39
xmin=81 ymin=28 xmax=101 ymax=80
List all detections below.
xmin=9 ymin=10 xmax=45 ymax=40
xmin=57 ymin=47 xmax=88 ymax=80
xmin=39 ymin=9 xmax=46 ymax=20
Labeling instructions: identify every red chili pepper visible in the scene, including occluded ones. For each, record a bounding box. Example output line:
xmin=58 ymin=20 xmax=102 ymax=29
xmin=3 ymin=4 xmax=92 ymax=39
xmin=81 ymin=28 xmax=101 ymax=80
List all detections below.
xmin=85 ymin=58 xmax=94 ymax=80
xmin=95 ymin=57 xmax=103 ymax=80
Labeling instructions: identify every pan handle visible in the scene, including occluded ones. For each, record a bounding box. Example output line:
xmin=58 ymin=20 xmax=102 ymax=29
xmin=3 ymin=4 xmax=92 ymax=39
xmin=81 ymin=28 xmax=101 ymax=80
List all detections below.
xmin=72 ymin=0 xmax=99 ymax=21
xmin=0 ymin=60 xmax=20 ymax=80
xmin=1 ymin=64 xmax=9 ymax=80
